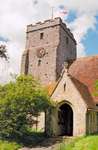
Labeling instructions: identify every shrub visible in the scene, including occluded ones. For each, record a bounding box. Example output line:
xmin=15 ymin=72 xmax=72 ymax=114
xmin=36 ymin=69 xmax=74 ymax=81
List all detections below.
xmin=0 ymin=75 xmax=51 ymax=139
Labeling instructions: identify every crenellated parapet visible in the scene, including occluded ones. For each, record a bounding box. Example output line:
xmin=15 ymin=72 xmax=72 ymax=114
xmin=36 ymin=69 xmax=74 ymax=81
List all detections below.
xmin=27 ymin=17 xmax=76 ymax=44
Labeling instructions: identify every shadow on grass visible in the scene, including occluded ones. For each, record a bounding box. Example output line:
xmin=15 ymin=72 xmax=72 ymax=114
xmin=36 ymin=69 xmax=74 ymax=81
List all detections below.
xmin=3 ymin=132 xmax=64 ymax=148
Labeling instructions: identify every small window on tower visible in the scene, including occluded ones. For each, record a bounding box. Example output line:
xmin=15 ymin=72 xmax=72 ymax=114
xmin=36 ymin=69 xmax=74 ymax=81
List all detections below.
xmin=40 ymin=32 xmax=44 ymax=39
xmin=66 ymin=37 xmax=69 ymax=45
xmin=38 ymin=59 xmax=41 ymax=66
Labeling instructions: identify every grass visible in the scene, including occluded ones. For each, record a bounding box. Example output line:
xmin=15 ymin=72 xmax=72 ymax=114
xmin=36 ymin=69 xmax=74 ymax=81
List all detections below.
xmin=0 ymin=131 xmax=46 ymax=150
xmin=1 ymin=132 xmax=98 ymax=150
xmin=0 ymin=140 xmax=21 ymax=150
xmin=58 ymin=135 xmax=98 ymax=150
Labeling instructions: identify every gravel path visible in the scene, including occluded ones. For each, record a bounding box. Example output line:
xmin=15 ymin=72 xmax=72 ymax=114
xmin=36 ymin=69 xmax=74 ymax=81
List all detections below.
xmin=19 ymin=136 xmax=73 ymax=150
xmin=19 ymin=146 xmax=55 ymax=150
xmin=19 ymin=137 xmax=62 ymax=150
xmin=19 ymin=144 xmax=58 ymax=150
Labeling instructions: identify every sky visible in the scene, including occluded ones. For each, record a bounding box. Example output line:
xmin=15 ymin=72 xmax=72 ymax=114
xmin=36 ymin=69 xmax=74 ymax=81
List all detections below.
xmin=0 ymin=0 xmax=98 ymax=83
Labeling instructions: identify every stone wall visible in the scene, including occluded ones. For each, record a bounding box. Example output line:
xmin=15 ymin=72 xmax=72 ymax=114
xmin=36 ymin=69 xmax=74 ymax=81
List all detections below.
xmin=31 ymin=112 xmax=45 ymax=132
xmin=21 ymin=18 xmax=76 ymax=85
xmin=56 ymin=25 xmax=76 ymax=79
xmin=46 ymin=72 xmax=88 ymax=136
xmin=21 ymin=50 xmax=29 ymax=74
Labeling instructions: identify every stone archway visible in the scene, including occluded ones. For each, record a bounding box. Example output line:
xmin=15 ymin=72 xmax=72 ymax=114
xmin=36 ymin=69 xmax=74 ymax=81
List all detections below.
xmin=58 ymin=103 xmax=73 ymax=136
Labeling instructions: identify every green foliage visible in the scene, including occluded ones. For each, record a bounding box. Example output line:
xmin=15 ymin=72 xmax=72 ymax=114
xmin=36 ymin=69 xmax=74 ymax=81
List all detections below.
xmin=0 ymin=140 xmax=21 ymax=150
xmin=58 ymin=135 xmax=98 ymax=150
xmin=0 ymin=75 xmax=51 ymax=139
xmin=94 ymin=80 xmax=98 ymax=96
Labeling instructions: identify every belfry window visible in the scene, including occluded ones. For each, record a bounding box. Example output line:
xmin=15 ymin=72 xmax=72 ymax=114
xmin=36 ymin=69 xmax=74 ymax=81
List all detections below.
xmin=66 ymin=37 xmax=69 ymax=45
xmin=40 ymin=32 xmax=44 ymax=39
xmin=38 ymin=59 xmax=41 ymax=66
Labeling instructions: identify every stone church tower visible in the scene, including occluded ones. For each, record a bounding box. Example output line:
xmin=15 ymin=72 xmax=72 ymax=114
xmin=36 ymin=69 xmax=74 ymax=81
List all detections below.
xmin=21 ymin=17 xmax=77 ymax=85
xmin=21 ymin=17 xmax=98 ymax=137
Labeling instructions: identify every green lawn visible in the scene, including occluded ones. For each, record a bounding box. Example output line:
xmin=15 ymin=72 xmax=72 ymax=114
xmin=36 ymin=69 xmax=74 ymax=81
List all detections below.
xmin=1 ymin=134 xmax=98 ymax=150
xmin=58 ymin=135 xmax=98 ymax=150
xmin=0 ymin=140 xmax=21 ymax=150
xmin=0 ymin=132 xmax=45 ymax=150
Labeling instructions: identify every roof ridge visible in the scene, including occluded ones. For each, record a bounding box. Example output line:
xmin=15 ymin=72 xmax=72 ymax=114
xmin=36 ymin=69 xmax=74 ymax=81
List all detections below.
xmin=77 ymin=55 xmax=98 ymax=61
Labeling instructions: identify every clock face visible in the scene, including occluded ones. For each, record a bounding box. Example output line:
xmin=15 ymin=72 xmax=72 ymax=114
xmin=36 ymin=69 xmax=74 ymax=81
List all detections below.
xmin=36 ymin=48 xmax=46 ymax=58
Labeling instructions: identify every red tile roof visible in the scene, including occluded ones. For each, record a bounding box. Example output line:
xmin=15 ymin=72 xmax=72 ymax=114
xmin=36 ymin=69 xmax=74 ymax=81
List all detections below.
xmin=69 ymin=55 xmax=98 ymax=104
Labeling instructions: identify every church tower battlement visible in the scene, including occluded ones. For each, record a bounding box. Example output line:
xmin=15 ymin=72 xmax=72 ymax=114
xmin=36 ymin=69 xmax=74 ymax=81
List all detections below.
xmin=21 ymin=17 xmax=77 ymax=85
xmin=26 ymin=17 xmax=75 ymax=42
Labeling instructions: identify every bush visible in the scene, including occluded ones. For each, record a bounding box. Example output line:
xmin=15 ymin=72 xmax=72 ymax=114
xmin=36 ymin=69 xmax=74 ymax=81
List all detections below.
xmin=0 ymin=140 xmax=21 ymax=150
xmin=0 ymin=75 xmax=51 ymax=139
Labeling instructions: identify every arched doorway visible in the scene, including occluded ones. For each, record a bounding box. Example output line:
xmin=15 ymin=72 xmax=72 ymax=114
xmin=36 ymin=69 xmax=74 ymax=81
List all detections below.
xmin=58 ymin=103 xmax=73 ymax=136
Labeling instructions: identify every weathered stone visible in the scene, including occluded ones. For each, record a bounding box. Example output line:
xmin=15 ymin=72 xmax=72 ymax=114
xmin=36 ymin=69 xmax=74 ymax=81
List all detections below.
xmin=21 ymin=17 xmax=76 ymax=85
xmin=20 ymin=17 xmax=98 ymax=137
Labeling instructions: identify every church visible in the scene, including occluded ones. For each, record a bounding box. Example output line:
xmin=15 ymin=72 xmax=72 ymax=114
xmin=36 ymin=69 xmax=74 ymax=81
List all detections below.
xmin=21 ymin=17 xmax=98 ymax=136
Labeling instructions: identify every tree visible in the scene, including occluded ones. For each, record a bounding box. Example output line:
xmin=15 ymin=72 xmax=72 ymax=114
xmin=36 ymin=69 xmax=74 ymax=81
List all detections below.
xmin=94 ymin=80 xmax=98 ymax=96
xmin=0 ymin=45 xmax=8 ymax=60
xmin=0 ymin=75 xmax=51 ymax=138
